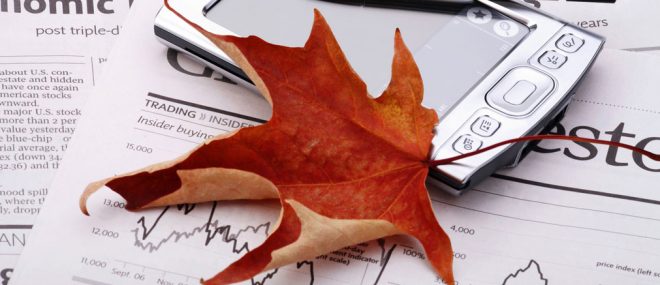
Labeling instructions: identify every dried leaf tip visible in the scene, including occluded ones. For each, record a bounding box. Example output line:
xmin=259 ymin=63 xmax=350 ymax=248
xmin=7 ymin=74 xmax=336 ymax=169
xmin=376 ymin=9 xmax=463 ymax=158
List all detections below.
xmin=79 ymin=178 xmax=111 ymax=216
xmin=163 ymin=0 xmax=217 ymax=40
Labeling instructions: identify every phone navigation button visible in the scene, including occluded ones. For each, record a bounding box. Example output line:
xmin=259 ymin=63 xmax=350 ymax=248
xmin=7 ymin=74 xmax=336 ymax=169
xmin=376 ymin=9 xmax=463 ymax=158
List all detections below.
xmin=503 ymin=80 xmax=537 ymax=105
xmin=486 ymin=67 xmax=555 ymax=116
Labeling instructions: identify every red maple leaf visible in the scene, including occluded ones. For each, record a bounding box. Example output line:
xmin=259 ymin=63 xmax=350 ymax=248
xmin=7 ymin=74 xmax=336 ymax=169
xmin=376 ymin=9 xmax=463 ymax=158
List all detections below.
xmin=81 ymin=2 xmax=660 ymax=285
xmin=82 ymin=7 xmax=453 ymax=285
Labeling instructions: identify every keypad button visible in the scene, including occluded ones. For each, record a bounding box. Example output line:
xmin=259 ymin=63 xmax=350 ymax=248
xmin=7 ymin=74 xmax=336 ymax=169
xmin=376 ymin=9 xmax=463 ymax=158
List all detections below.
xmin=471 ymin=116 xmax=500 ymax=137
xmin=486 ymin=67 xmax=555 ymax=116
xmin=467 ymin=7 xmax=492 ymax=24
xmin=556 ymin=34 xmax=584 ymax=53
xmin=539 ymin=50 xmax=567 ymax=69
xmin=503 ymin=80 xmax=537 ymax=105
xmin=453 ymin=135 xmax=483 ymax=154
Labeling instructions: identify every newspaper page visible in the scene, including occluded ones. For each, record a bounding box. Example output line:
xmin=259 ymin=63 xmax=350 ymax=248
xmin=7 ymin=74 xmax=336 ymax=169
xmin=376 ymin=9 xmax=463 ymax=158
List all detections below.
xmin=0 ymin=0 xmax=134 ymax=279
xmin=519 ymin=0 xmax=660 ymax=55
xmin=9 ymin=0 xmax=660 ymax=283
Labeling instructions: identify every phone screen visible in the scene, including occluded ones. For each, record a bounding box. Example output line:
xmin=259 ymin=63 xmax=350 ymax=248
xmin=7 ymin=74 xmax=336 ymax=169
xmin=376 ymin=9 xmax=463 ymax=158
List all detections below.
xmin=205 ymin=0 xmax=529 ymax=117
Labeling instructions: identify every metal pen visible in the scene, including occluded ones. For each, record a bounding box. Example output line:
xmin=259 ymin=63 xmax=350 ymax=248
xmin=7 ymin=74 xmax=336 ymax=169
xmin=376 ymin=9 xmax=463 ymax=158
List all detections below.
xmin=317 ymin=0 xmax=474 ymax=12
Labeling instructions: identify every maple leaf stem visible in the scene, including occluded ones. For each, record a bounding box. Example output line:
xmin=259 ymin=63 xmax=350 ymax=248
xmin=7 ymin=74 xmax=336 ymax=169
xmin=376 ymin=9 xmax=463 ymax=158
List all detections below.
xmin=427 ymin=134 xmax=659 ymax=167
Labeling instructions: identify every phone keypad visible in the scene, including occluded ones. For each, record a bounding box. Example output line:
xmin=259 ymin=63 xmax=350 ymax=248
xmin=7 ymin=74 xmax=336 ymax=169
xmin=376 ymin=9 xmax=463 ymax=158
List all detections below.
xmin=430 ymin=25 xmax=603 ymax=191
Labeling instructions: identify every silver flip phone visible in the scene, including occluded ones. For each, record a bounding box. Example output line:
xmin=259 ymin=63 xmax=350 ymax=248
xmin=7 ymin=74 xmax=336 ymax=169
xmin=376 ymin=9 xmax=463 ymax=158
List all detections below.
xmin=154 ymin=0 xmax=604 ymax=194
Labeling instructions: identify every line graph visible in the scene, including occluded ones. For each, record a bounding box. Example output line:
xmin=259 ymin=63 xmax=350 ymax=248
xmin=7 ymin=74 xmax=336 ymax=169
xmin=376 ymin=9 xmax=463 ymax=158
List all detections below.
xmin=502 ymin=259 xmax=548 ymax=285
xmin=132 ymin=202 xmax=271 ymax=254
xmin=130 ymin=202 xmax=400 ymax=285
xmin=374 ymin=239 xmax=397 ymax=285
xmin=251 ymin=262 xmax=315 ymax=285
xmin=296 ymin=261 xmax=314 ymax=285
xmin=250 ymin=269 xmax=279 ymax=285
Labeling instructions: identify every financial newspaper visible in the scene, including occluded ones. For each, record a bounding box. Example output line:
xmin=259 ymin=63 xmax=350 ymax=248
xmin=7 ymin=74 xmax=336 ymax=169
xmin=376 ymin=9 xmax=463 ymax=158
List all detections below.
xmin=0 ymin=0 xmax=133 ymax=278
xmin=7 ymin=0 xmax=660 ymax=284
xmin=1 ymin=1 xmax=658 ymax=280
